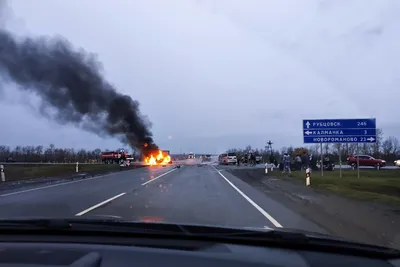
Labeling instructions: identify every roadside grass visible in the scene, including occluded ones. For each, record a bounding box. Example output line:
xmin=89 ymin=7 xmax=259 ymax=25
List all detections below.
xmin=282 ymin=169 xmax=400 ymax=204
xmin=2 ymin=164 xmax=129 ymax=181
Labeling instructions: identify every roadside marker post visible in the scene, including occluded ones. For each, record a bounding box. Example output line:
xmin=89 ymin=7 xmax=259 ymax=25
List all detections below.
xmin=76 ymin=162 xmax=79 ymax=173
xmin=0 ymin=165 xmax=4 ymax=182
xmin=303 ymin=118 xmax=377 ymax=179
xmin=305 ymin=168 xmax=311 ymax=186
xmin=265 ymin=163 xmax=274 ymax=175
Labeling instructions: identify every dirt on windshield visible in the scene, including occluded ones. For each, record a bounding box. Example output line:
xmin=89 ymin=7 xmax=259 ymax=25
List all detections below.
xmin=228 ymin=168 xmax=400 ymax=250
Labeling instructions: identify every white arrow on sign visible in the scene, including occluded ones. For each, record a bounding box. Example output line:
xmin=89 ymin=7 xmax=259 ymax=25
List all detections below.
xmin=305 ymin=121 xmax=310 ymax=129
xmin=367 ymin=137 xmax=375 ymax=142
xmin=305 ymin=130 xmax=312 ymax=135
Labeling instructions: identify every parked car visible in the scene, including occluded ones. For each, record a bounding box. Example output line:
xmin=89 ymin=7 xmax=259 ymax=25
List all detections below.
xmin=218 ymin=153 xmax=237 ymax=165
xmin=347 ymin=155 xmax=386 ymax=169
xmin=394 ymin=159 xmax=400 ymax=167
xmin=255 ymin=156 xmax=263 ymax=164
xmin=218 ymin=153 xmax=228 ymax=165
xmin=316 ymin=158 xmax=335 ymax=171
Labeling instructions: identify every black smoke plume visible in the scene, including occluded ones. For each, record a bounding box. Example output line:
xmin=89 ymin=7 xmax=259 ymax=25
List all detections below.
xmin=0 ymin=25 xmax=158 ymax=154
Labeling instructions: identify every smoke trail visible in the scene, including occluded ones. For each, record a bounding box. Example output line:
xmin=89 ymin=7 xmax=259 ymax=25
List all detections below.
xmin=0 ymin=24 xmax=158 ymax=153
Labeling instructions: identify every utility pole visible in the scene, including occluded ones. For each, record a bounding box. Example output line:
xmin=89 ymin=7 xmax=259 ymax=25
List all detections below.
xmin=266 ymin=140 xmax=273 ymax=163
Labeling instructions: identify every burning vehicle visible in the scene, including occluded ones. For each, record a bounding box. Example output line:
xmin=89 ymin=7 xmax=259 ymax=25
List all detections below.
xmin=144 ymin=150 xmax=172 ymax=166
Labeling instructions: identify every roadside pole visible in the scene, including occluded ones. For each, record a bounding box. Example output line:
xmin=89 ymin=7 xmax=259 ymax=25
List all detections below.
xmin=0 ymin=165 xmax=5 ymax=182
xmin=339 ymin=144 xmax=342 ymax=178
xmin=306 ymin=168 xmax=311 ymax=186
xmin=356 ymin=144 xmax=360 ymax=179
xmin=76 ymin=162 xmax=79 ymax=173
xmin=320 ymin=143 xmax=324 ymax=177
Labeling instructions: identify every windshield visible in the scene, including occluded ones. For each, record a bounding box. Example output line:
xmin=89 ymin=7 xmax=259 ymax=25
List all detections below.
xmin=0 ymin=0 xmax=399 ymax=251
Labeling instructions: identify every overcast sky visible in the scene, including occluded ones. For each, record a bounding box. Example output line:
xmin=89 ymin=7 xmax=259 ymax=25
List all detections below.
xmin=0 ymin=0 xmax=399 ymax=154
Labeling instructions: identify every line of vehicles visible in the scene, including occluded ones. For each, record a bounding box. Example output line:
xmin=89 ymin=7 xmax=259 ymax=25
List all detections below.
xmin=187 ymin=153 xmax=213 ymax=160
xmin=100 ymin=150 xmax=214 ymax=165
xmin=100 ymin=150 xmax=399 ymax=169
xmin=315 ymin=154 xmax=398 ymax=171
xmin=217 ymin=152 xmax=263 ymax=165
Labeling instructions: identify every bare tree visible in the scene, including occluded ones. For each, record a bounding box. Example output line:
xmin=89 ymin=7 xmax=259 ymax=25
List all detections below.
xmin=323 ymin=143 xmax=330 ymax=155
xmin=372 ymin=128 xmax=384 ymax=157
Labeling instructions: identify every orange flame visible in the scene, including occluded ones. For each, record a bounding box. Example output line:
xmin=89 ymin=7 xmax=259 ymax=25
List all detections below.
xmin=145 ymin=150 xmax=171 ymax=166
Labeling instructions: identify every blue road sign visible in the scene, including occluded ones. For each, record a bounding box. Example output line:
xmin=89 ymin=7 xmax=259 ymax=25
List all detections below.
xmin=303 ymin=118 xmax=377 ymax=144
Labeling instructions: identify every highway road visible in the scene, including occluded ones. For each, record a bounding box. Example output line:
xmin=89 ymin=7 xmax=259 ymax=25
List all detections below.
xmin=0 ymin=158 xmax=327 ymax=233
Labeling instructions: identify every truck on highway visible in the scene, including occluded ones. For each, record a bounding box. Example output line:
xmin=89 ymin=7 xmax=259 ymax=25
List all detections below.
xmin=101 ymin=150 xmax=132 ymax=164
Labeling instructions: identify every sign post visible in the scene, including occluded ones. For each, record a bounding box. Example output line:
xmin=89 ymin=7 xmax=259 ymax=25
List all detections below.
xmin=338 ymin=144 xmax=342 ymax=178
xmin=303 ymin=118 xmax=376 ymax=178
xmin=356 ymin=144 xmax=360 ymax=179
xmin=320 ymin=143 xmax=323 ymax=177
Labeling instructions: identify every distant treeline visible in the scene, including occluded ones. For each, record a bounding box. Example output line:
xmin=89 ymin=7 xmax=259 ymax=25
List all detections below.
xmin=0 ymin=145 xmax=121 ymax=163
xmin=1 ymin=129 xmax=399 ymax=163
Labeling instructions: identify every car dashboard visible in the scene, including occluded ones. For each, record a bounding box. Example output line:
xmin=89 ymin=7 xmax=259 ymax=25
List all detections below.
xmin=0 ymin=234 xmax=398 ymax=267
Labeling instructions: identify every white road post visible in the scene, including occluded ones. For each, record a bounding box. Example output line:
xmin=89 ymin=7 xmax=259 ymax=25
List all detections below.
xmin=305 ymin=168 xmax=311 ymax=186
xmin=270 ymin=163 xmax=274 ymax=172
xmin=264 ymin=163 xmax=268 ymax=175
xmin=76 ymin=162 xmax=79 ymax=173
xmin=0 ymin=165 xmax=5 ymax=182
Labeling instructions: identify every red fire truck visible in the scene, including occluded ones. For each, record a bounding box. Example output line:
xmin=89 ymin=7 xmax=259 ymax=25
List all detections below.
xmin=101 ymin=150 xmax=132 ymax=164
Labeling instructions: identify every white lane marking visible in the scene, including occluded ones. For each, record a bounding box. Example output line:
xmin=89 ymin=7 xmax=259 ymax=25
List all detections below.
xmin=0 ymin=166 xmax=175 ymax=197
xmin=0 ymin=172 xmax=119 ymax=197
xmin=212 ymin=166 xmax=283 ymax=228
xmin=75 ymin=192 xmax=127 ymax=216
xmin=75 ymin=168 xmax=178 ymax=216
xmin=141 ymin=168 xmax=177 ymax=186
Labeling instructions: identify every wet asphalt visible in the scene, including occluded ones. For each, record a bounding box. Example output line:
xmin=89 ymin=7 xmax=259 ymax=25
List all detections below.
xmin=0 ymin=159 xmax=327 ymax=234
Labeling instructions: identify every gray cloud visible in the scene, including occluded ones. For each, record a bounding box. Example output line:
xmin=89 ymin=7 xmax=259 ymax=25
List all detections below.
xmin=0 ymin=1 xmax=158 ymax=153
xmin=0 ymin=0 xmax=398 ymax=153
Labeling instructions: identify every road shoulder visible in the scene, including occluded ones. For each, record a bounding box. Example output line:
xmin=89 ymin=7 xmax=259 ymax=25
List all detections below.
xmin=227 ymin=168 xmax=400 ymax=250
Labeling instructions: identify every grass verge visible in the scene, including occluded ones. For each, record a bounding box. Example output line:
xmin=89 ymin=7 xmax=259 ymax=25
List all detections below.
xmin=281 ymin=168 xmax=400 ymax=204
xmin=1 ymin=164 xmax=144 ymax=181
